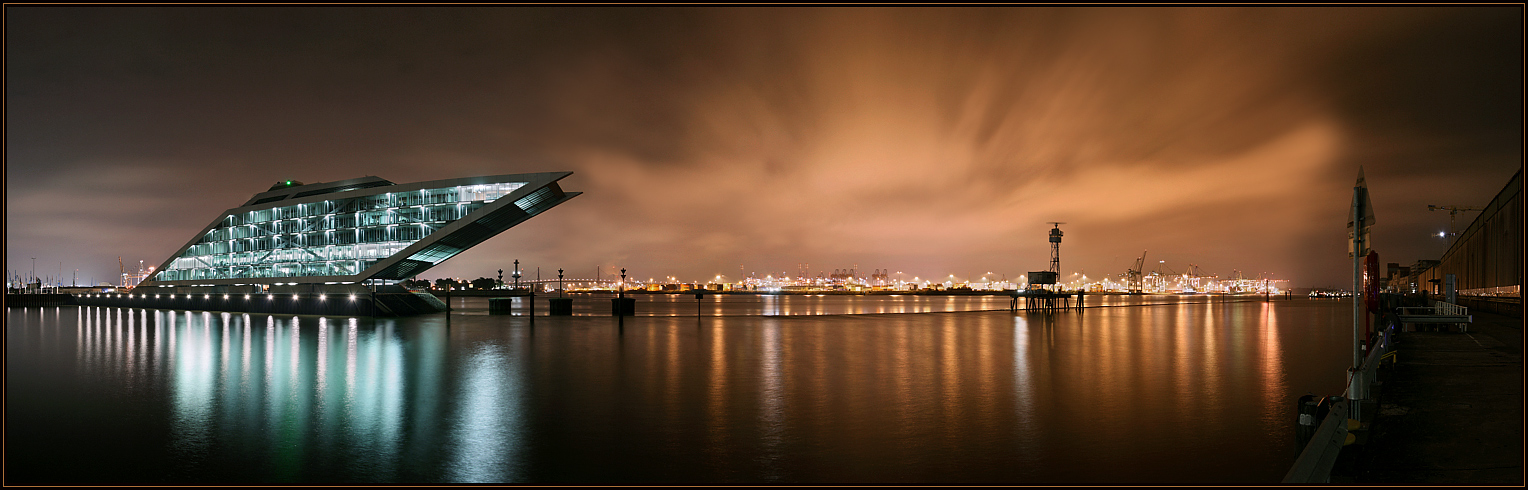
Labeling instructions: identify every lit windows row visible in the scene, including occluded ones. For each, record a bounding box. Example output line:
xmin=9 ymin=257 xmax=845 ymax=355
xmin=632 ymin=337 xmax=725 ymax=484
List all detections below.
xmin=161 ymin=241 xmax=412 ymax=281
xmin=155 ymin=259 xmax=383 ymax=282
xmin=172 ymin=242 xmax=411 ymax=268
xmin=183 ymin=226 xmax=433 ymax=257
xmin=226 ymin=183 xmax=523 ymax=226
xmin=81 ymin=293 xmax=362 ymax=301
xmin=204 ymin=203 xmax=482 ymax=241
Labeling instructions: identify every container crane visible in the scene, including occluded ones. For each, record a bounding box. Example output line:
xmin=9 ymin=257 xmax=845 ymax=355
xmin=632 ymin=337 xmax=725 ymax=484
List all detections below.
xmin=1185 ymin=264 xmax=1204 ymax=293
xmin=1126 ymin=250 xmax=1147 ymax=294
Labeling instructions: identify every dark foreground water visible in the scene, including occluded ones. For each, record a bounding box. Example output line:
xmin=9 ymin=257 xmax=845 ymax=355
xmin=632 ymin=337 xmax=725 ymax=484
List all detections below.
xmin=7 ymin=295 xmax=1354 ymax=484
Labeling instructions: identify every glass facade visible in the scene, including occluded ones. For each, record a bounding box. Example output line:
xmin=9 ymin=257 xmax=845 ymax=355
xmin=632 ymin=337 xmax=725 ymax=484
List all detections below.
xmin=155 ymin=183 xmax=525 ymax=282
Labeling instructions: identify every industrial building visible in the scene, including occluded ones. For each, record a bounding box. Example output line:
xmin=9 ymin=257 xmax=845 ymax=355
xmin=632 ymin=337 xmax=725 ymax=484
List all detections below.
xmin=1413 ymin=169 xmax=1522 ymax=316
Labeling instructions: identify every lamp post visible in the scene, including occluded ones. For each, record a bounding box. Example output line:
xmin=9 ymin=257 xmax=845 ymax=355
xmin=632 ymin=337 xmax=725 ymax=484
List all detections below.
xmin=513 ymin=259 xmax=521 ymax=291
xmin=549 ymin=268 xmax=573 ymax=316
xmin=612 ymin=267 xmax=631 ymax=322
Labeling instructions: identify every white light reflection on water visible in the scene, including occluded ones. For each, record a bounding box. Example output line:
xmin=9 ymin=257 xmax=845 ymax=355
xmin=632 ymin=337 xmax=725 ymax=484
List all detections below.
xmin=75 ymin=307 xmax=83 ymax=366
xmin=218 ymin=313 xmax=229 ymax=390
xmin=377 ymin=323 xmax=404 ymax=478
xmin=140 ymin=310 xmax=149 ymax=372
xmin=335 ymin=320 xmax=407 ymax=479
xmin=91 ymin=307 xmax=102 ymax=370
xmin=171 ymin=309 xmax=216 ymax=466
xmin=113 ymin=308 xmax=123 ymax=368
xmin=124 ymin=308 xmax=133 ymax=377
xmin=264 ymin=316 xmax=275 ymax=410
xmin=446 ymin=342 xmax=524 ymax=482
xmin=291 ymin=318 xmax=301 ymax=389
xmin=316 ymin=318 xmax=328 ymax=405
xmin=346 ymin=318 xmax=358 ymax=403
xmin=154 ymin=309 xmax=164 ymax=379
xmin=79 ymin=307 xmax=91 ymax=371
xmin=240 ymin=314 xmax=252 ymax=397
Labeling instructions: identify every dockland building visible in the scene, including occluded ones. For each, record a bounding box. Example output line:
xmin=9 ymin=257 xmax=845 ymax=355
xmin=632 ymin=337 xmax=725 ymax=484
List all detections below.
xmin=76 ymin=172 xmax=578 ymax=316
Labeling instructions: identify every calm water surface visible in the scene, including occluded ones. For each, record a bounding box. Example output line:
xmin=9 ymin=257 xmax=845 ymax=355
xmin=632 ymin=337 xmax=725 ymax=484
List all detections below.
xmin=7 ymin=295 xmax=1354 ymax=484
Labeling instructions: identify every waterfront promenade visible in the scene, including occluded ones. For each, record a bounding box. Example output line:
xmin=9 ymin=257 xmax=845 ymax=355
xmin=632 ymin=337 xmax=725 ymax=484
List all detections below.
xmin=1340 ymin=309 xmax=1523 ymax=484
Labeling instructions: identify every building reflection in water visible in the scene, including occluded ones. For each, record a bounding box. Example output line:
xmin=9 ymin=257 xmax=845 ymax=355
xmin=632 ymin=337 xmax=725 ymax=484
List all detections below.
xmin=9 ymin=297 xmax=1353 ymax=484
xmin=66 ymin=308 xmax=482 ymax=482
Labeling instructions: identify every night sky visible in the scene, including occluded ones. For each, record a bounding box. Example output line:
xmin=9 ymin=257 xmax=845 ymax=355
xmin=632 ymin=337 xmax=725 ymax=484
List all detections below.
xmin=6 ymin=7 xmax=1521 ymax=288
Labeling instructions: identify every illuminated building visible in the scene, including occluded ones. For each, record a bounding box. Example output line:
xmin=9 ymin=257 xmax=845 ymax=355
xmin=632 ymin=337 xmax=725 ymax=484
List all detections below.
xmin=141 ymin=172 xmax=577 ymax=287
xmin=80 ymin=172 xmax=579 ymax=315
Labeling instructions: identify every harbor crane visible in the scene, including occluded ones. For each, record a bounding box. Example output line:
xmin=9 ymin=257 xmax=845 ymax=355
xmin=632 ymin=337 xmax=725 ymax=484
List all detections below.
xmin=1126 ymin=250 xmax=1147 ymax=294
xmin=1151 ymin=260 xmax=1177 ymax=292
xmin=1427 ymin=204 xmax=1484 ymax=242
xmin=1184 ymin=264 xmax=1204 ymax=292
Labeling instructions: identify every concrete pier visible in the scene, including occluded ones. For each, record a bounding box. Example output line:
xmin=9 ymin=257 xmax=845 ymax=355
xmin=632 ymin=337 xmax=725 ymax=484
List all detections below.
xmin=1333 ymin=309 xmax=1523 ymax=484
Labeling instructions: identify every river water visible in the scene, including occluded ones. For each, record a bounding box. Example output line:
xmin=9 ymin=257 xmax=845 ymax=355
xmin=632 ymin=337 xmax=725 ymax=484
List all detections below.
xmin=6 ymin=294 xmax=1355 ymax=484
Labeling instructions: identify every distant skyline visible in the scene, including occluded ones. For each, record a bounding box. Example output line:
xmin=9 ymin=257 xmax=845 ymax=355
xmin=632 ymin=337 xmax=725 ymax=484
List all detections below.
xmin=7 ymin=7 xmax=1521 ymax=287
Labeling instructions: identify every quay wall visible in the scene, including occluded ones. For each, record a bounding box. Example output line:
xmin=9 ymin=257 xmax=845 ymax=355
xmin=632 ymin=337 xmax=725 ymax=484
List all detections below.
xmin=4 ymin=293 xmax=77 ymax=307
xmin=67 ymin=291 xmax=445 ymax=317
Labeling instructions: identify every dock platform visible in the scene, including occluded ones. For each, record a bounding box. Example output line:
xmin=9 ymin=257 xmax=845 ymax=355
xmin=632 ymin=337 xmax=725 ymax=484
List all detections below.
xmin=1333 ymin=308 xmax=1523 ymax=484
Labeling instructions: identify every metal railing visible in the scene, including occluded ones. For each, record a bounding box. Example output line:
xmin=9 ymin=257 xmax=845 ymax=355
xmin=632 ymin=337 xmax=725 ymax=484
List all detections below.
xmin=1396 ymin=301 xmax=1472 ymax=332
xmin=1284 ymin=320 xmax=1394 ymax=483
xmin=1283 ymin=397 xmax=1351 ymax=483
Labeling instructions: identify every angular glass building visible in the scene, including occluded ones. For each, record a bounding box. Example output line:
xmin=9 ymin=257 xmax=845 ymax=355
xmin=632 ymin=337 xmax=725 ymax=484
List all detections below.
xmin=138 ymin=171 xmax=578 ymax=289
